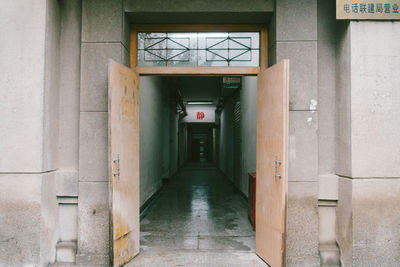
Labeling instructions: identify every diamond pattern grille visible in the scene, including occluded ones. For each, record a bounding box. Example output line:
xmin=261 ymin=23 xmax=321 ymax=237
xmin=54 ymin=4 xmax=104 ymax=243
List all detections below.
xmin=137 ymin=32 xmax=259 ymax=67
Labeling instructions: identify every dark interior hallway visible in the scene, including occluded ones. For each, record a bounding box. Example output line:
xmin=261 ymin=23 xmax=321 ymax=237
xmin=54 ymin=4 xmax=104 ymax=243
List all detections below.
xmin=127 ymin=163 xmax=267 ymax=266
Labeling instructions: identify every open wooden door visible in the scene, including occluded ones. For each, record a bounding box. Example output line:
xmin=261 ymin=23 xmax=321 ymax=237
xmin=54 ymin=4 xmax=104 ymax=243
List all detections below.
xmin=256 ymin=59 xmax=289 ymax=267
xmin=108 ymin=60 xmax=140 ymax=266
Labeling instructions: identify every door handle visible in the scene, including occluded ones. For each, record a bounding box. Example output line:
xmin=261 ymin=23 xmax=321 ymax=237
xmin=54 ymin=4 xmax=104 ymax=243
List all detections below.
xmin=274 ymin=157 xmax=282 ymax=181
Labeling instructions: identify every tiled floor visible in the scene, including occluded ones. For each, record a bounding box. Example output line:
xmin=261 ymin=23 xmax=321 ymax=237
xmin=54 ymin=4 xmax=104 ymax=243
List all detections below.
xmin=126 ymin=163 xmax=268 ymax=266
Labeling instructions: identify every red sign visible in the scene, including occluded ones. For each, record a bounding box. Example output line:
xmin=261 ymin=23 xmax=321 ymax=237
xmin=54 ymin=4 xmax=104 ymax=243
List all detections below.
xmin=196 ymin=112 xmax=205 ymax=120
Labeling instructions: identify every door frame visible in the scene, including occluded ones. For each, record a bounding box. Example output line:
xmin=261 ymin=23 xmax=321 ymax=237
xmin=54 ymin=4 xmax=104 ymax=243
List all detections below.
xmin=112 ymin=24 xmax=288 ymax=266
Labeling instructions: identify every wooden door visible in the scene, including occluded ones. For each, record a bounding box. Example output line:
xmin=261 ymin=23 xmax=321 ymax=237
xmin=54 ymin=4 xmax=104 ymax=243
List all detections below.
xmin=255 ymin=60 xmax=289 ymax=267
xmin=108 ymin=60 xmax=140 ymax=266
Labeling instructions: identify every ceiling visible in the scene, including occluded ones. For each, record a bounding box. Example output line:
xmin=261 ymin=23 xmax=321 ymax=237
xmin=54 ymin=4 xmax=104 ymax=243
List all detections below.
xmin=124 ymin=0 xmax=274 ymax=24
xmin=176 ymin=76 xmax=239 ymax=103
xmin=188 ymin=123 xmax=214 ymax=137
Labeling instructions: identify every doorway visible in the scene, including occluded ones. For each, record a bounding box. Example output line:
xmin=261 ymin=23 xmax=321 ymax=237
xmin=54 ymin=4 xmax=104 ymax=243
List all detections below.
xmin=134 ymin=74 xmax=260 ymax=266
xmin=108 ymin=24 xmax=289 ymax=267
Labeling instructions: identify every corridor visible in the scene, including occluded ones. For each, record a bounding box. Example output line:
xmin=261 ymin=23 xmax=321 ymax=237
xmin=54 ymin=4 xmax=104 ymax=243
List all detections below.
xmin=127 ymin=163 xmax=267 ymax=266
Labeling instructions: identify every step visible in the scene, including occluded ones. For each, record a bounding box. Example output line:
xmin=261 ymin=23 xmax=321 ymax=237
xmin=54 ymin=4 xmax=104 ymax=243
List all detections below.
xmin=56 ymin=241 xmax=77 ymax=263
xmin=320 ymin=244 xmax=341 ymax=267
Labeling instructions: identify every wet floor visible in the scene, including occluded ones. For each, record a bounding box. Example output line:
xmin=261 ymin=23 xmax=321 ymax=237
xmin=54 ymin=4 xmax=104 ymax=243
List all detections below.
xmin=127 ymin=162 xmax=268 ymax=266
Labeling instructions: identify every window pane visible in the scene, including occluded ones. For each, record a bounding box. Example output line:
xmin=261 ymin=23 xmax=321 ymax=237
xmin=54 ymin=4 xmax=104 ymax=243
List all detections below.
xmin=230 ymin=50 xmax=259 ymax=67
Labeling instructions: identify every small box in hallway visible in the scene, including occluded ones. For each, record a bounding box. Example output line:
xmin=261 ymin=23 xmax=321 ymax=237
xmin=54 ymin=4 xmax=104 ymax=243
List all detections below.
xmin=248 ymin=172 xmax=256 ymax=231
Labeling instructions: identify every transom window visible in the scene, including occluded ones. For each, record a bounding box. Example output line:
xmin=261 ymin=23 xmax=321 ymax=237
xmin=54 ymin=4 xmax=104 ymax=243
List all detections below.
xmin=137 ymin=32 xmax=260 ymax=67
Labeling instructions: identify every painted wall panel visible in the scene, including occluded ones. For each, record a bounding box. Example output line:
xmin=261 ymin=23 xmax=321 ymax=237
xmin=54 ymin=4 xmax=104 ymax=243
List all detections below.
xmin=139 ymin=76 xmax=169 ymax=205
xmin=240 ymin=77 xmax=258 ymax=196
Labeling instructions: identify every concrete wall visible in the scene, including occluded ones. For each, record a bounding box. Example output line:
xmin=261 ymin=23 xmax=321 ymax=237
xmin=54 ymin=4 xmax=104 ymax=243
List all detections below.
xmin=335 ymin=20 xmax=352 ymax=267
xmin=43 ymin=0 xmax=61 ymax=172
xmin=162 ymin=94 xmax=171 ymax=179
xmin=218 ymin=97 xmax=234 ymax=182
xmin=2 ymin=1 xmax=399 ymax=266
xmin=2 ymin=0 xmax=317 ymax=266
xmin=124 ymin=0 xmax=273 ymax=24
xmin=336 ymin=21 xmax=400 ymax=266
xmin=350 ymin=22 xmax=400 ymax=178
xmin=169 ymin=103 xmax=179 ymax=176
xmin=55 ymin=1 xmax=82 ymax=261
xmin=0 ymin=0 xmax=78 ymax=265
xmin=217 ymin=80 xmax=256 ymax=193
xmin=58 ymin=0 xmax=81 ymax=178
xmin=239 ymin=77 xmax=258 ymax=197
xmin=40 ymin=0 xmax=62 ymax=264
xmin=139 ymin=76 xmax=169 ymax=205
xmin=335 ymin=21 xmax=352 ymax=179
xmin=317 ymin=0 xmax=337 ymax=178
xmin=77 ymin=0 xmax=129 ymax=264
xmin=0 ymin=174 xmax=42 ymax=265
xmin=215 ymin=77 xmax=258 ymax=197
xmin=178 ymin=124 xmax=189 ymax=167
xmin=212 ymin=128 xmax=217 ymax=164
xmin=0 ymin=0 xmax=46 ymax=173
xmin=317 ymin=1 xmax=340 ymax=265
xmin=269 ymin=0 xmax=320 ymax=265
xmin=76 ymin=1 xmax=183 ymax=260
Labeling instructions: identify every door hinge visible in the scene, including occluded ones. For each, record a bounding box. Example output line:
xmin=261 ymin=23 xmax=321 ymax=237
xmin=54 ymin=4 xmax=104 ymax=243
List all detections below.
xmin=274 ymin=156 xmax=282 ymax=181
xmin=113 ymin=154 xmax=120 ymax=180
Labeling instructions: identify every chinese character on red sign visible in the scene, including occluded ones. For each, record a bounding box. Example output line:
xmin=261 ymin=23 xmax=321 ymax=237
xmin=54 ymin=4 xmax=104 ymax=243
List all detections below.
xmin=197 ymin=112 xmax=205 ymax=120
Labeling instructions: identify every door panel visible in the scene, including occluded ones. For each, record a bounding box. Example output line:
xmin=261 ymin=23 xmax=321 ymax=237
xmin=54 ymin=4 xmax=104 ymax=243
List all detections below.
xmin=108 ymin=60 xmax=140 ymax=266
xmin=255 ymin=60 xmax=289 ymax=267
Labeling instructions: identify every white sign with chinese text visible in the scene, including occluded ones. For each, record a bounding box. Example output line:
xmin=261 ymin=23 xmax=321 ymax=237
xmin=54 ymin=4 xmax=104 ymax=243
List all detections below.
xmin=182 ymin=105 xmax=216 ymax=123
xmin=337 ymin=0 xmax=400 ymax=20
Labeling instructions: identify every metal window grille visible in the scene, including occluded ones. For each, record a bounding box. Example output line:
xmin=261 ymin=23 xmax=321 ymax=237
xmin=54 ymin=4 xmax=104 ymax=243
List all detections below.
xmin=137 ymin=32 xmax=260 ymax=67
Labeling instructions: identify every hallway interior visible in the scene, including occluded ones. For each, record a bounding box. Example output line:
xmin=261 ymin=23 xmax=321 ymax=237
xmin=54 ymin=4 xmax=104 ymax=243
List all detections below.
xmin=127 ymin=163 xmax=267 ymax=266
